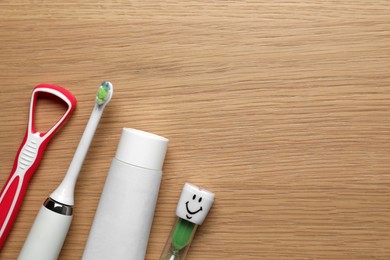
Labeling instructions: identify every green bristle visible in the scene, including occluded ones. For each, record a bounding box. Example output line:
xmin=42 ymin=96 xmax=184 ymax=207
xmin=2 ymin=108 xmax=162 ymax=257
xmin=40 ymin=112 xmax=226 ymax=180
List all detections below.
xmin=96 ymin=81 xmax=112 ymax=105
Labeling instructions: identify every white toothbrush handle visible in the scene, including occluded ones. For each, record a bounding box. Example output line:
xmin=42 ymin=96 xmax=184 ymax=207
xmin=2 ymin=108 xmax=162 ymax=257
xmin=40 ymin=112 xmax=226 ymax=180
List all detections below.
xmin=50 ymin=104 xmax=103 ymax=206
xmin=18 ymin=204 xmax=72 ymax=260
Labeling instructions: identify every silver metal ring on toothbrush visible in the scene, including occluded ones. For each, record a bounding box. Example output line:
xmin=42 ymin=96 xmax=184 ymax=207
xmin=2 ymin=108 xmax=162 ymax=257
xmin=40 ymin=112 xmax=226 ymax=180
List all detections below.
xmin=43 ymin=197 xmax=73 ymax=216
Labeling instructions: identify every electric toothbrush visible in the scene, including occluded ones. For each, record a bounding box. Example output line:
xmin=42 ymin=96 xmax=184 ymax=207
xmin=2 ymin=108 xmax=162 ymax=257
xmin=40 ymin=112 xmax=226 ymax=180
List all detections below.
xmin=19 ymin=82 xmax=113 ymax=260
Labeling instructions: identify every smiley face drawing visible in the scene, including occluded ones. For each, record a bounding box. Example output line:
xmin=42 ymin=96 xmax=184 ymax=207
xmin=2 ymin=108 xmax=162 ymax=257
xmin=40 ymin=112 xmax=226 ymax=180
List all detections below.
xmin=176 ymin=183 xmax=215 ymax=225
xmin=185 ymin=194 xmax=203 ymax=220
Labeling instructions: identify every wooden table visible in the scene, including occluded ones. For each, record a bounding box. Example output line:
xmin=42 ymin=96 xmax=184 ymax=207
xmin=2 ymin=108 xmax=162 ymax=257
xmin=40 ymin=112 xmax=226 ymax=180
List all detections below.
xmin=0 ymin=1 xmax=389 ymax=259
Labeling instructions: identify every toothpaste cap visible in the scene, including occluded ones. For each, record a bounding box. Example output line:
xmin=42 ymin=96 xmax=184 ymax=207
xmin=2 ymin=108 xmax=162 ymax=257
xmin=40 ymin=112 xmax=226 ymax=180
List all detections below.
xmin=115 ymin=128 xmax=168 ymax=171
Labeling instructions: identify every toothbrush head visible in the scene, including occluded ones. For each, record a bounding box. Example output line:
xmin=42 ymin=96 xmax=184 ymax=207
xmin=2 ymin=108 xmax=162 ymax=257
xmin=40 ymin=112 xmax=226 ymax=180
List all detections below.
xmin=96 ymin=81 xmax=113 ymax=106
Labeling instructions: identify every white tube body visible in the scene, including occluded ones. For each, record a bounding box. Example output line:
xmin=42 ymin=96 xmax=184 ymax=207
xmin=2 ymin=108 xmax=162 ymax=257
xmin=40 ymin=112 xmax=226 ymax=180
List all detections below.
xmin=82 ymin=158 xmax=162 ymax=260
xmin=18 ymin=206 xmax=72 ymax=260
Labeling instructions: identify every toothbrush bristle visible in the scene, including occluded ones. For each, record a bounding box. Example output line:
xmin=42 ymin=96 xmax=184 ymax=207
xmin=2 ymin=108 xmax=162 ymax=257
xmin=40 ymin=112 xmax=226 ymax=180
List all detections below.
xmin=96 ymin=81 xmax=113 ymax=105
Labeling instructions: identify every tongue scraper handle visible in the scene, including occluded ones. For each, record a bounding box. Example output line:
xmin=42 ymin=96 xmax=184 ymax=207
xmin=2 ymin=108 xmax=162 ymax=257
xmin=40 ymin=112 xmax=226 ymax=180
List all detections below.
xmin=0 ymin=84 xmax=76 ymax=248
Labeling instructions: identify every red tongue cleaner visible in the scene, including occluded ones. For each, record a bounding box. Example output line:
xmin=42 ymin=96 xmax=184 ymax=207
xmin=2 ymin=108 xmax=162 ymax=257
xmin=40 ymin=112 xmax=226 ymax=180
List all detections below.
xmin=0 ymin=84 xmax=76 ymax=248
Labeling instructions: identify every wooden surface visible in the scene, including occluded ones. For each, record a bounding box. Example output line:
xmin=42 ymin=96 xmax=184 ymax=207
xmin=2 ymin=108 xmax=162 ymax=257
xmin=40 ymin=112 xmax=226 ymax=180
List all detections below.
xmin=0 ymin=1 xmax=390 ymax=259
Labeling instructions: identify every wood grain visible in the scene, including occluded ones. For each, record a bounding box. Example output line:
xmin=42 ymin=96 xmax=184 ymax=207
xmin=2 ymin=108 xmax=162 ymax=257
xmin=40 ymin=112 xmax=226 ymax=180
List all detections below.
xmin=0 ymin=1 xmax=389 ymax=259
